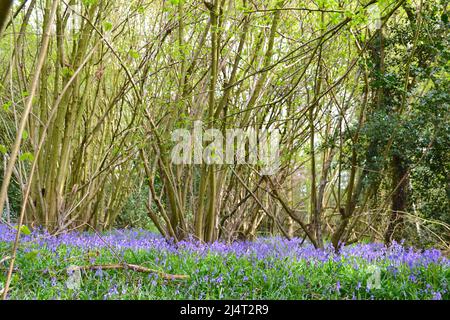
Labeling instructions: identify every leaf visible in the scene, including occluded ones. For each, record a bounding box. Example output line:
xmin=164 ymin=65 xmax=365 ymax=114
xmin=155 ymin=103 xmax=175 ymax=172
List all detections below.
xmin=360 ymin=32 xmax=366 ymax=42
xmin=62 ymin=66 xmax=74 ymax=78
xmin=129 ymin=49 xmax=140 ymax=59
xmin=24 ymin=250 xmax=38 ymax=260
xmin=13 ymin=225 xmax=31 ymax=235
xmin=0 ymin=145 xmax=7 ymax=154
xmin=21 ymin=225 xmax=31 ymax=235
xmin=2 ymin=101 xmax=12 ymax=112
xmin=19 ymin=152 xmax=34 ymax=162
xmin=82 ymin=0 xmax=98 ymax=6
xmin=137 ymin=6 xmax=145 ymax=14
xmin=103 ymin=21 xmax=113 ymax=32
xmin=22 ymin=130 xmax=29 ymax=140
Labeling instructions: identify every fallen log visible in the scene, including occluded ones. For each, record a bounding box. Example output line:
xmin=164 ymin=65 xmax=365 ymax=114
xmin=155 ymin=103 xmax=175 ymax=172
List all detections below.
xmin=69 ymin=263 xmax=189 ymax=280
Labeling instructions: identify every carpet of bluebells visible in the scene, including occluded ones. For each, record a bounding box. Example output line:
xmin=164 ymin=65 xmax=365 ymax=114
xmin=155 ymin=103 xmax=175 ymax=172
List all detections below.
xmin=0 ymin=224 xmax=448 ymax=300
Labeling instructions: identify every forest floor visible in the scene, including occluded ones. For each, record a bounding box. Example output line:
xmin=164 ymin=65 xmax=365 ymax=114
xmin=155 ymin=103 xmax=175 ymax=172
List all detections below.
xmin=0 ymin=225 xmax=448 ymax=300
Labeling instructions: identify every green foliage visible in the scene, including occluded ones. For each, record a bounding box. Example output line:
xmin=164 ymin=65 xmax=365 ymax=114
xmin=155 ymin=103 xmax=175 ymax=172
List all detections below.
xmin=2 ymin=101 xmax=12 ymax=112
xmin=61 ymin=66 xmax=74 ymax=78
xmin=103 ymin=21 xmax=113 ymax=32
xmin=129 ymin=49 xmax=140 ymax=60
xmin=19 ymin=152 xmax=34 ymax=162
xmin=13 ymin=225 xmax=31 ymax=235
xmin=20 ymin=225 xmax=31 ymax=235
xmin=114 ymin=185 xmax=156 ymax=231
xmin=355 ymin=0 xmax=449 ymax=242
xmin=82 ymin=0 xmax=98 ymax=7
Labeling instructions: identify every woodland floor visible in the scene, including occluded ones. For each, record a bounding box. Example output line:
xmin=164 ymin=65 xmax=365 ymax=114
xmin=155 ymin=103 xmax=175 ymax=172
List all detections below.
xmin=0 ymin=225 xmax=448 ymax=300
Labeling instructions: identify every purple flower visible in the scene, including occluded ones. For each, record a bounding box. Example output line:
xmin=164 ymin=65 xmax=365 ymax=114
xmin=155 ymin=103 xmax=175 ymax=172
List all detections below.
xmin=432 ymin=292 xmax=442 ymax=300
xmin=95 ymin=269 xmax=103 ymax=278
xmin=1 ymin=223 xmax=449 ymax=300
xmin=104 ymin=285 xmax=119 ymax=299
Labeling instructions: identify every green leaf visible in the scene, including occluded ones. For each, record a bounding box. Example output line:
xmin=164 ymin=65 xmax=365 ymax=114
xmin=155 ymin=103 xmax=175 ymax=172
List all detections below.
xmin=14 ymin=225 xmax=31 ymax=235
xmin=22 ymin=130 xmax=29 ymax=140
xmin=62 ymin=66 xmax=74 ymax=78
xmin=0 ymin=145 xmax=7 ymax=154
xmin=82 ymin=0 xmax=98 ymax=6
xmin=19 ymin=152 xmax=34 ymax=162
xmin=2 ymin=101 xmax=12 ymax=112
xmin=137 ymin=6 xmax=145 ymax=14
xmin=103 ymin=21 xmax=113 ymax=32
xmin=21 ymin=225 xmax=31 ymax=235
xmin=129 ymin=49 xmax=140 ymax=59
xmin=360 ymin=32 xmax=366 ymax=42
xmin=24 ymin=250 xmax=38 ymax=260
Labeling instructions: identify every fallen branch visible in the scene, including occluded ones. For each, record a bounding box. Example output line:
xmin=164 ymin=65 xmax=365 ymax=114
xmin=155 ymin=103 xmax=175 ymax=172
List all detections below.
xmin=69 ymin=263 xmax=189 ymax=280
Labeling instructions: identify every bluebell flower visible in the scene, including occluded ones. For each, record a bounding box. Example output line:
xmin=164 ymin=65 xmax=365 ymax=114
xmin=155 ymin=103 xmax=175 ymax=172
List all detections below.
xmin=432 ymin=292 xmax=442 ymax=300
